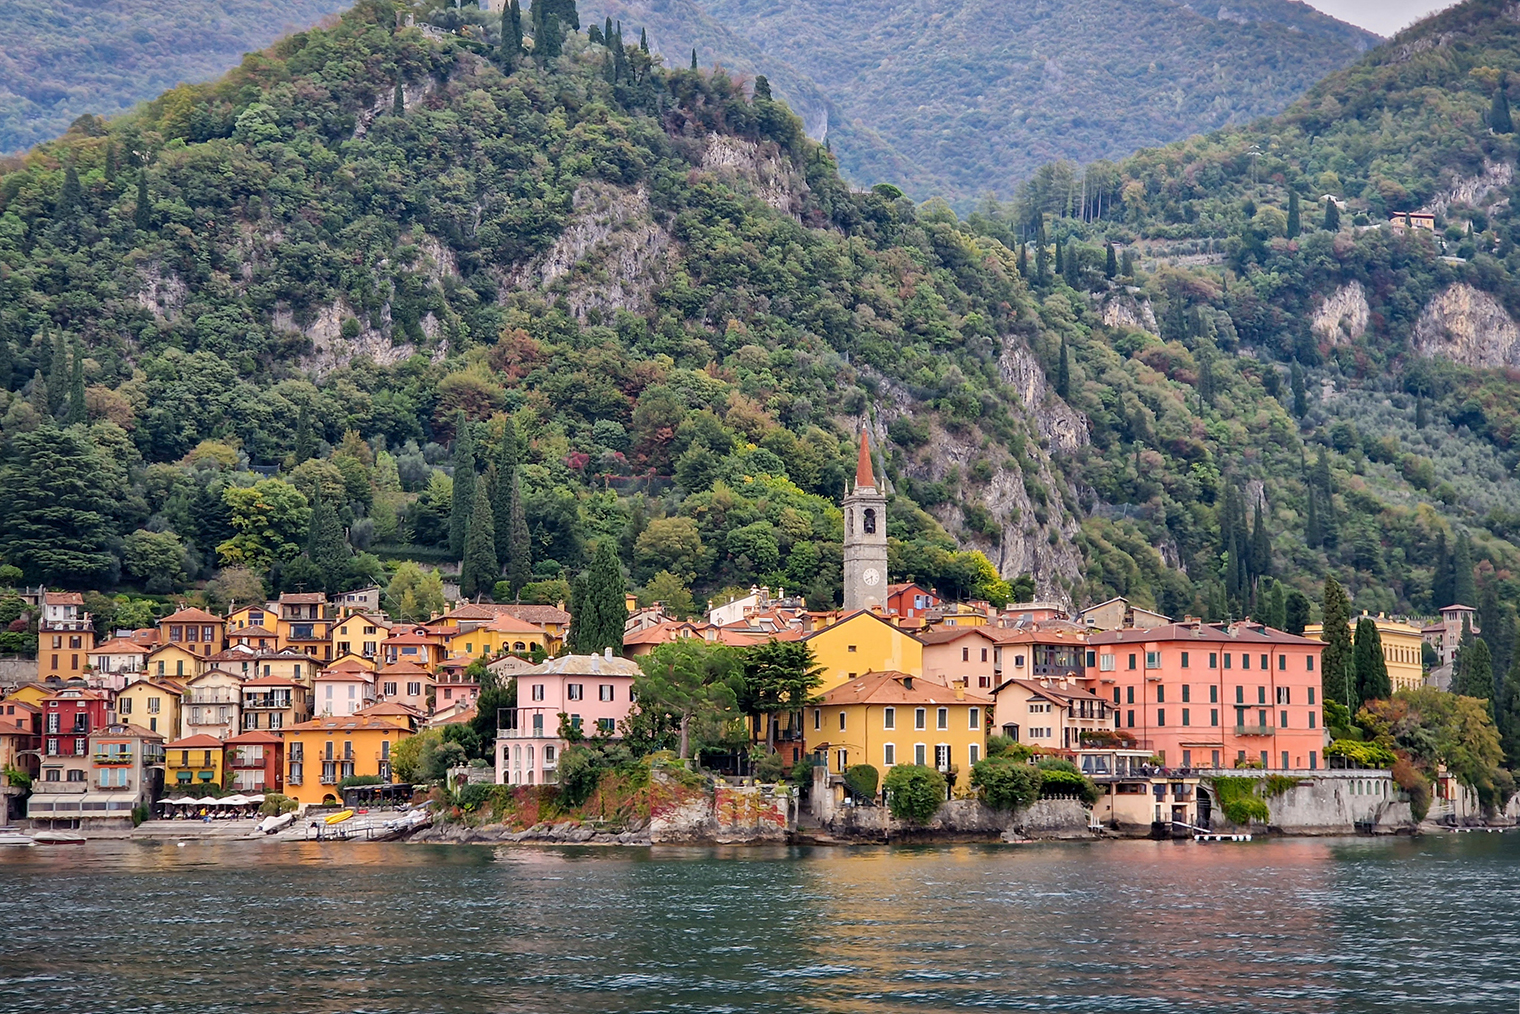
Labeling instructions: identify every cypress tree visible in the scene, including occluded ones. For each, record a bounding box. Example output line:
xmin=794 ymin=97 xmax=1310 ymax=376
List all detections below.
xmin=1251 ymin=501 xmax=1270 ymax=580
xmin=1017 ymin=242 xmax=1028 ymax=278
xmin=1056 ymin=338 xmax=1070 ymax=399
xmin=506 ymin=471 xmax=532 ymax=596
xmin=1121 ymin=248 xmax=1135 ymax=278
xmin=1035 ymin=226 xmax=1049 ymax=282
xmin=754 ymin=74 xmax=772 ymax=101
xmin=1063 ymin=239 xmax=1078 ymax=287
xmin=306 ymin=490 xmax=348 ymax=589
xmin=1320 ymin=576 xmax=1354 ymax=710
xmin=571 ymin=541 xmax=627 ymax=655
xmin=449 ymin=411 xmax=477 ymax=558
xmin=1415 ymin=396 xmax=1428 ymax=429
xmin=1306 ymin=487 xmax=1322 ymax=549
xmin=28 ymin=369 xmax=48 ymax=420
xmin=1323 ymin=197 xmax=1340 ymax=232
xmin=1352 ymin=617 xmax=1391 ymax=709
xmin=56 ymin=164 xmax=81 ymax=221
xmin=393 ymin=79 xmax=405 ymax=117
xmin=1453 ymin=634 xmax=1494 ymax=711
xmin=0 ymin=334 xmax=12 ymax=393
xmin=1285 ymin=589 xmax=1311 ymax=636
xmin=604 ymin=16 xmax=613 ymax=43
xmin=640 ymin=27 xmax=649 ymax=52
xmin=1432 ymin=531 xmax=1454 ymax=610
xmin=134 ymin=170 xmax=152 ymax=232
xmin=1492 ymin=77 xmax=1513 ymax=134
xmin=1286 ymin=188 xmax=1300 ymax=239
xmin=503 ymin=0 xmax=524 ymax=66
xmin=460 ymin=480 xmax=498 ymax=600
xmin=1498 ymin=650 xmax=1520 ymax=768
xmin=1264 ymin=579 xmax=1287 ymax=630
xmin=1453 ymin=535 xmax=1477 ymax=605
xmin=492 ymin=421 xmax=518 ymax=560
xmin=1053 ymin=234 xmax=1064 ymax=277
xmin=66 ymin=338 xmax=85 ymax=425
xmin=293 ymin=403 xmax=315 ymax=464
xmin=588 ymin=22 xmax=604 ymax=44
xmin=691 ymin=48 xmax=698 ymax=70
xmin=47 ymin=330 xmax=67 ymax=417
xmin=1104 ymin=241 xmax=1117 ymax=279
xmin=1290 ymin=363 xmax=1307 ymax=417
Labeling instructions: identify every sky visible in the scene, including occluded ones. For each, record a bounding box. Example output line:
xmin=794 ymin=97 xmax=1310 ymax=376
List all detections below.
xmin=1304 ymin=0 xmax=1459 ymax=37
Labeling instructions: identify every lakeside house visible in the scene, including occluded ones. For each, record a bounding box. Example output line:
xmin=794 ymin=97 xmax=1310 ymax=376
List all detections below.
xmin=494 ymin=650 xmax=641 ymax=786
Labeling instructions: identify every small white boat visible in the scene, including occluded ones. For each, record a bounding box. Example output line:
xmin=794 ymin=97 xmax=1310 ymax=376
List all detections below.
xmin=256 ymin=812 xmax=296 ymax=835
xmin=32 ymin=830 xmax=86 ymax=845
xmin=0 ymin=828 xmax=35 ymax=847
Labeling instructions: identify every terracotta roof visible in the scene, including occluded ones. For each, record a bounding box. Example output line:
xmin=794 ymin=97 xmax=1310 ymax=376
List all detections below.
xmin=916 ymin=626 xmax=1004 ymax=646
xmin=855 ymin=429 xmax=875 ymax=488
xmin=996 ymin=678 xmax=1104 ymax=705
xmin=90 ymin=637 xmax=151 ymax=655
xmin=886 ymin=582 xmax=931 ymax=596
xmin=1087 ymin=622 xmax=1322 ymax=647
xmin=314 ymin=670 xmax=372 ymax=683
xmin=516 ymin=653 xmax=642 ymax=677
xmin=492 ymin=603 xmax=571 ymax=625
xmin=623 ymin=621 xmax=700 ymax=646
xmin=165 ymin=734 xmax=226 ymax=749
xmin=224 ymin=730 xmax=284 ymax=745
xmin=187 ymin=669 xmax=246 ymax=684
xmin=818 ymin=671 xmax=991 ymax=707
xmin=433 ymin=706 xmax=477 ymax=725
xmin=325 ymin=658 xmax=375 ymax=673
xmin=378 ymin=660 xmax=432 ymax=676
xmin=0 ymin=700 xmax=41 ymax=713
xmin=482 ymin=613 xmax=547 ymax=635
xmin=92 ymin=722 xmax=165 ymax=741
xmin=803 ymin=609 xmax=922 ymax=642
xmin=44 ymin=591 xmax=86 ymax=605
xmin=279 ymin=592 xmax=327 ymax=605
xmin=286 ymin=715 xmax=411 ymax=733
xmin=443 ymin=604 xmax=499 ymax=620
xmin=383 ymin=630 xmax=439 ymax=645
xmin=123 ymin=680 xmax=183 ymax=696
xmin=159 ymin=607 xmax=225 ymax=624
xmin=357 ymin=701 xmax=424 ymax=718
xmin=232 ymin=625 xmax=279 ymax=638
xmin=242 ymin=673 xmax=299 ymax=687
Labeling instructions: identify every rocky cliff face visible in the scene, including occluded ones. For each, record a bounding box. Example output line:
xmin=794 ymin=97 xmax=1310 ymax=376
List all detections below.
xmin=1411 ymin=282 xmax=1520 ymax=367
xmin=1311 ymin=281 xmax=1370 ymax=345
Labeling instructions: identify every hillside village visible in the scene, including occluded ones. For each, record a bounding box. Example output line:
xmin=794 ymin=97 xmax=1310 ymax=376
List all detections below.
xmin=0 ymin=433 xmax=1507 ymax=841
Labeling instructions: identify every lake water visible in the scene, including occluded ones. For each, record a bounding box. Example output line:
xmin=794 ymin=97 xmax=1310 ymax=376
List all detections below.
xmin=0 ymin=835 xmax=1517 ymax=1012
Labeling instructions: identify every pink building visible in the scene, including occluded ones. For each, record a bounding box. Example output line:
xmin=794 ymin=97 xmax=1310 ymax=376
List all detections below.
xmin=495 ymin=650 xmax=641 ymax=786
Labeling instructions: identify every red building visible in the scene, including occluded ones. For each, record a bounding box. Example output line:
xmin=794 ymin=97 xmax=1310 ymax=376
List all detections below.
xmin=886 ymin=583 xmax=939 ymax=622
xmin=41 ymin=687 xmax=114 ymax=759
xmin=223 ymin=730 xmax=285 ymax=793
xmin=1088 ymin=620 xmax=1325 ymax=772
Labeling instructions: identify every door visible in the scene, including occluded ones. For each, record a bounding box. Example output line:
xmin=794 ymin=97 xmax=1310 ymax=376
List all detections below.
xmin=1196 ymin=787 xmax=1212 ymax=829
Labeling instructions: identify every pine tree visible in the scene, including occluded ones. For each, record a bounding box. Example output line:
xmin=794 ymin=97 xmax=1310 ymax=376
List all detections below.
xmin=47 ymin=330 xmax=67 ymax=417
xmin=1323 ymin=197 xmax=1340 ymax=232
xmin=570 ymin=541 xmax=627 ymax=654
xmin=1286 ymin=188 xmax=1300 ymax=239
xmin=1453 ymin=535 xmax=1477 ymax=605
xmin=588 ymin=22 xmax=603 ymax=44
xmin=459 ymin=479 xmax=498 ymax=600
xmin=1104 ymin=241 xmax=1117 ymax=279
xmin=134 ymin=170 xmax=152 ymax=232
xmin=449 ymin=411 xmax=477 ymax=558
xmin=1056 ymin=338 xmax=1070 ymax=399
xmin=1320 ymin=576 xmax=1354 ymax=710
xmin=65 ymin=338 xmax=85 ymax=425
xmin=506 ymin=471 xmax=532 ymax=596
xmin=1352 ymin=617 xmax=1391 ymax=709
xmin=1493 ymin=77 xmax=1513 ymax=134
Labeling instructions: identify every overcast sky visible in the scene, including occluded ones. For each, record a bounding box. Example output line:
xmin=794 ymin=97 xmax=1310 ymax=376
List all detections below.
xmin=1305 ymin=0 xmax=1459 ymax=37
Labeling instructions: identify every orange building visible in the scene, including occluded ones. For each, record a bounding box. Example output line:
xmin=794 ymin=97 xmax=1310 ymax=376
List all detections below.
xmin=157 ymin=606 xmax=227 ymax=660
xmin=1088 ymin=620 xmax=1325 ymax=771
xmin=38 ymin=591 xmax=94 ymax=683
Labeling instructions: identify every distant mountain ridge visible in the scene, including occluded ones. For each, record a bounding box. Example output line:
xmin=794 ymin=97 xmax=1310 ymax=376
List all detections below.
xmin=589 ymin=0 xmax=1380 ymax=204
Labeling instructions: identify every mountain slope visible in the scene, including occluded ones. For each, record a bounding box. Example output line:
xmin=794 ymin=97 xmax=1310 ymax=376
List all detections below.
xmin=0 ymin=0 xmax=354 ymax=154
xmin=590 ymin=0 xmax=1379 ymax=204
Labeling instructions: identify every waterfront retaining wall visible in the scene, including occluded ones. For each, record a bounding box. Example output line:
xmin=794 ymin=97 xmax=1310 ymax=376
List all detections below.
xmin=1208 ymin=770 xmax=1414 ymax=835
xmin=820 ymin=797 xmax=1089 ymax=841
xmin=649 ymin=781 xmax=791 ymax=843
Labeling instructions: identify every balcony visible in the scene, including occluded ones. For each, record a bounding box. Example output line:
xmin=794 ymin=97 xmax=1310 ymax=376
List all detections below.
xmin=243 ymin=695 xmax=292 ymax=710
xmin=1234 ymin=724 xmax=1273 ymax=736
xmin=93 ymin=752 xmax=132 ymax=764
xmin=97 ymin=779 xmax=135 ymax=791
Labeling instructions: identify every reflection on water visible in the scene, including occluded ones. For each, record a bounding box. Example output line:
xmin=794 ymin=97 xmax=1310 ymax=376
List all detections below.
xmin=0 ymin=836 xmax=1516 ymax=1012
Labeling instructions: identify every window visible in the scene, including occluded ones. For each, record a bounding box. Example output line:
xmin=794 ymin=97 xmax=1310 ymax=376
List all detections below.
xmin=1241 ymin=653 xmax=1250 ymax=670
xmin=980 ymin=648 xmax=988 ymax=663
xmin=1099 ymin=654 xmax=1115 ymax=672
xmin=531 ymin=714 xmax=543 ymax=735
xmin=862 ymin=508 xmax=876 ymax=534
xmin=1224 ymin=653 xmax=1232 ymax=670
xmin=847 ymin=645 xmax=857 ymax=653
xmin=1211 ymin=709 xmax=1219 ymax=727
xmin=1209 ymin=652 xmax=1218 ymax=669
xmin=813 ymin=709 xmax=821 ymax=730
xmin=1127 ymin=653 xmax=1137 ymax=670
xmin=1126 ymin=686 xmax=1134 ymax=705
xmin=883 ymin=743 xmax=896 ymax=766
xmin=1260 ymin=654 xmax=1269 ymax=670
xmin=597 ymin=718 xmax=615 ymax=734
xmin=1258 ymin=686 xmax=1267 ymax=705
xmin=1307 ymin=656 xmax=1315 ymax=671
xmin=69 ymin=769 xmax=86 ymax=782
xmin=962 ymin=647 xmax=969 ymax=662
xmin=1308 ymin=688 xmax=1316 ymax=705
xmin=883 ymin=707 xmax=896 ymax=730
xmin=1278 ymin=654 xmax=1287 ymax=670
xmin=1259 ymin=709 xmax=1269 ymax=728
xmin=1181 ymin=685 xmax=1190 ymax=703
xmin=936 ymin=707 xmax=948 ymax=730
xmin=837 ymin=749 xmax=849 ymax=772
xmin=1182 ymin=708 xmax=1190 ymax=726
xmin=838 ymin=712 xmax=846 ymax=731
xmin=1310 ymin=751 xmax=1318 ymax=770
xmin=1210 ymin=685 xmax=1218 ymax=703
xmin=934 ymin=745 xmax=950 ymax=770
xmin=1126 ymin=710 xmax=1134 ymax=728
xmin=914 ymin=744 xmax=926 ymax=766
xmin=968 ymin=707 xmax=980 ymax=730
xmin=1145 ymin=651 xmax=1161 ymax=669
xmin=914 ymin=708 xmax=926 ymax=730
xmin=567 ymin=684 xmax=584 ymax=701
xmin=1281 ymin=710 xmax=1289 ymax=729
xmin=1156 ymin=686 xmax=1165 ymax=704
xmin=1309 ymin=711 xmax=1317 ymax=729
xmin=599 ymin=685 xmax=614 ymax=702
xmin=1086 ymin=650 xmax=1096 ymax=668
xmin=118 ymin=697 xmax=132 ymax=715
xmin=1235 ymin=686 xmax=1244 ymax=704
xmin=1113 ymin=688 xmax=1120 ymax=704
xmin=1156 ymin=709 xmax=1165 ymax=726
xmin=383 ymin=682 xmax=398 ymax=696
xmin=1181 ymin=651 xmax=1190 ymax=669
xmin=531 ymin=684 xmax=545 ymax=702
xmin=569 ymin=715 xmax=582 ymax=733
xmin=1276 ymin=687 xmax=1290 ymax=704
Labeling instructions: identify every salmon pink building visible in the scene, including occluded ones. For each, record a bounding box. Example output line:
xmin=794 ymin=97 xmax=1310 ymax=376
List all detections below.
xmin=1088 ymin=620 xmax=1324 ymax=772
xmin=495 ymin=650 xmax=641 ymax=786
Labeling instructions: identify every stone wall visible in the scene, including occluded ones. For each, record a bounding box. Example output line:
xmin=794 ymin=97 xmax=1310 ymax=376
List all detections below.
xmin=819 ymin=797 xmax=1089 ymax=840
xmin=649 ymin=778 xmax=791 ymax=844
xmin=1207 ymin=770 xmax=1414 ymax=835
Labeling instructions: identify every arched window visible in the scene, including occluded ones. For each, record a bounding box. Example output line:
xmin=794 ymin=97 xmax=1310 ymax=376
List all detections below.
xmin=847 ymin=509 xmax=854 ymax=535
xmin=513 ymin=641 xmax=526 ymax=653
xmin=863 ymin=508 xmax=877 ymax=534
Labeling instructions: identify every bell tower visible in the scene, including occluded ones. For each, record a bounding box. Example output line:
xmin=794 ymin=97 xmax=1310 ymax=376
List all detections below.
xmin=842 ymin=430 xmax=888 ymax=612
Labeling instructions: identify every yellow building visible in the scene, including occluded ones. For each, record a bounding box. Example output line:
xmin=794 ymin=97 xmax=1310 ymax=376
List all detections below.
xmin=447 ymin=613 xmax=548 ymax=660
xmin=147 ymin=643 xmax=204 ymax=685
xmin=5 ymin=684 xmax=51 ymax=709
xmin=115 ymin=680 xmax=182 ymax=739
xmin=803 ymin=611 xmax=924 ymax=692
xmin=164 ymin=734 xmax=226 ymax=790
xmin=281 ymin=712 xmax=413 ymax=807
xmin=1305 ymin=614 xmax=1425 ymax=693
xmin=37 ymin=591 xmax=94 ymax=683
xmin=330 ymin=613 xmax=391 ymax=662
xmin=804 ymin=670 xmax=990 ymax=790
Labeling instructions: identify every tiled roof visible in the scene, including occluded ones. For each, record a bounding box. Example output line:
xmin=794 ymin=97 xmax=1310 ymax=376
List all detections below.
xmin=43 ymin=591 xmax=85 ymax=605
xmin=516 ymin=653 xmax=642 ymax=677
xmin=278 ymin=592 xmax=327 ymax=605
xmin=159 ymin=607 xmax=225 ymax=624
xmin=818 ymin=671 xmax=991 ymax=707
xmin=232 ymin=625 xmax=279 ymax=637
xmin=165 ymin=734 xmax=226 ymax=749
xmin=224 ymin=730 xmax=284 ymax=745
xmin=242 ymin=673 xmax=300 ymax=687
xmin=286 ymin=715 xmax=411 ymax=733
xmin=90 ymin=637 xmax=151 ymax=654
xmin=378 ymin=660 xmax=432 ymax=675
xmin=482 ymin=613 xmax=547 ymax=634
xmin=1087 ymin=622 xmax=1321 ymax=647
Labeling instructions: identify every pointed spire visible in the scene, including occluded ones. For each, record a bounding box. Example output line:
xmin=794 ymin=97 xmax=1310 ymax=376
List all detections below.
xmin=856 ymin=429 xmax=875 ymax=489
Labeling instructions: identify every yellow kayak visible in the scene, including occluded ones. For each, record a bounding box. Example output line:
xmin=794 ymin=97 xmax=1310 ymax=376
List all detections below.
xmin=324 ymin=809 xmax=355 ymax=825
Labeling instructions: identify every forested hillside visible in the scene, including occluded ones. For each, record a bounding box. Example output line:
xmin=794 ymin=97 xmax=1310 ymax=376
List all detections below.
xmin=0 ymin=0 xmax=1075 ymax=632
xmin=957 ymin=0 xmax=1520 ymax=668
xmin=589 ymin=0 xmax=1379 ymax=204
xmin=0 ymin=0 xmax=354 ymax=153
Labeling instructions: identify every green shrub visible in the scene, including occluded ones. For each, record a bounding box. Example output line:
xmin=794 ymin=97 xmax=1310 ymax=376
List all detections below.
xmin=1035 ymin=766 xmax=1099 ymax=805
xmin=1392 ymin=757 xmax=1431 ymax=821
xmin=971 ymin=756 xmax=1041 ymax=811
xmin=557 ymin=745 xmax=607 ymax=807
xmin=883 ymin=764 xmax=946 ymax=824
xmin=1261 ymin=775 xmax=1304 ymax=797
xmin=456 ymin=782 xmax=494 ymax=812
xmin=986 ymin=735 xmax=1034 ymax=761
xmin=753 ymin=750 xmax=787 ymax=783
xmin=259 ymin=793 xmax=297 ymax=816
xmin=1324 ymin=739 xmax=1396 ymax=768
xmin=843 ymin=764 xmax=879 ymax=800
xmin=1210 ymin=776 xmax=1270 ymax=824
xmin=338 ymin=774 xmax=384 ymax=789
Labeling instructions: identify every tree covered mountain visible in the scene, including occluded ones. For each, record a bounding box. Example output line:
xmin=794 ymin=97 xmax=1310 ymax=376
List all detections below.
xmin=0 ymin=0 xmax=355 ymax=154
xmin=588 ymin=0 xmax=1379 ymax=204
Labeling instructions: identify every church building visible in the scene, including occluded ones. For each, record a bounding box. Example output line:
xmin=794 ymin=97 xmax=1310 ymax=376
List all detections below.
xmin=842 ymin=431 xmax=889 ymax=612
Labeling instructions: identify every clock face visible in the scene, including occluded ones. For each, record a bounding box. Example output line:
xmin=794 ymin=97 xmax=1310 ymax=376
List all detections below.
xmin=862 ymin=568 xmax=881 ymax=586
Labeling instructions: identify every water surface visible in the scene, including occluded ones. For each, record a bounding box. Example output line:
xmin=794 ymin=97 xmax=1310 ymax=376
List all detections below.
xmin=0 ymin=835 xmax=1516 ymax=1012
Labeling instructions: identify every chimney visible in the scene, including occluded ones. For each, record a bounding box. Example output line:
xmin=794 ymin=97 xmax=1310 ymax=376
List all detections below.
xmin=604 ymin=646 xmax=612 ymax=660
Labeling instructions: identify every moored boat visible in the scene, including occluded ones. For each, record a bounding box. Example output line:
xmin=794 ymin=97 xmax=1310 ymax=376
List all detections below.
xmin=0 ymin=827 xmax=35 ymax=847
xmin=32 ymin=830 xmax=87 ymax=845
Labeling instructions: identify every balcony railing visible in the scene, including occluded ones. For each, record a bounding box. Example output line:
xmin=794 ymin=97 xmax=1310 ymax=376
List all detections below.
xmin=97 ymin=779 xmax=134 ymax=791
xmin=1234 ymin=724 xmax=1273 ymax=736
xmin=93 ymin=752 xmax=132 ymax=764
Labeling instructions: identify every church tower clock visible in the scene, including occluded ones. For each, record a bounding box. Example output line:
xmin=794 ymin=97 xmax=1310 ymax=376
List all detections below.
xmin=842 ymin=430 xmax=888 ymax=612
